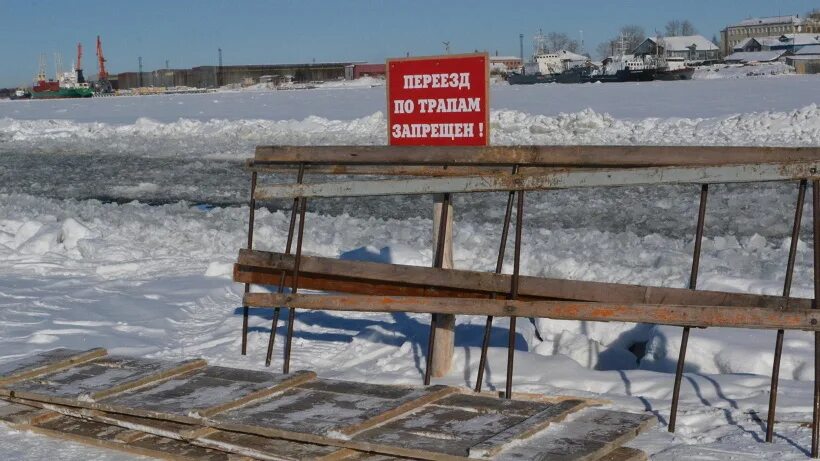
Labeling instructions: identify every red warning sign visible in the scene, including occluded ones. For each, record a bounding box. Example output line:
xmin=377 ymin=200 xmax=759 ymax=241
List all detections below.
xmin=387 ymin=53 xmax=489 ymax=146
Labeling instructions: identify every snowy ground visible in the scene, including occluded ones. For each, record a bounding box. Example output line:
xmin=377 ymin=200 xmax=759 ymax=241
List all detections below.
xmin=1 ymin=76 xmax=820 ymax=459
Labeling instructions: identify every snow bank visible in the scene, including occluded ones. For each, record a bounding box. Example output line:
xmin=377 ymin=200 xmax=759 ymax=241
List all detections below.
xmin=2 ymin=104 xmax=819 ymax=158
xmin=694 ymin=62 xmax=795 ymax=80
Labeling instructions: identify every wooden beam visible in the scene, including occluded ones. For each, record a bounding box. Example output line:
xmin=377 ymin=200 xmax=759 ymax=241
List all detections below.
xmin=253 ymin=161 xmax=820 ymax=199
xmin=234 ymin=250 xmax=810 ymax=310
xmin=254 ymin=145 xmax=820 ymax=167
xmin=244 ymin=293 xmax=820 ymax=331
xmin=246 ymin=161 xmax=522 ymax=177
xmin=0 ymin=348 xmax=107 ymax=387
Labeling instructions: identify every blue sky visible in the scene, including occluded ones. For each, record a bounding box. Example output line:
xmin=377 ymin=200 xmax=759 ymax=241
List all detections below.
xmin=1 ymin=0 xmax=818 ymax=87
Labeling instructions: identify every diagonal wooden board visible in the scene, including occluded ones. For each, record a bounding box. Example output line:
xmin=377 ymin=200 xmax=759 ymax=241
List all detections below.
xmin=0 ymin=349 xmax=653 ymax=461
xmin=212 ymin=380 xmax=458 ymax=437
xmin=488 ymin=409 xmax=655 ymax=461
xmin=0 ymin=401 xmax=235 ymax=461
xmin=0 ymin=400 xmax=393 ymax=461
xmin=0 ymin=348 xmax=107 ymax=386
xmin=96 ymin=366 xmax=317 ymax=424
xmin=1 ymin=353 xmax=206 ymax=404
xmin=349 ymin=395 xmax=585 ymax=458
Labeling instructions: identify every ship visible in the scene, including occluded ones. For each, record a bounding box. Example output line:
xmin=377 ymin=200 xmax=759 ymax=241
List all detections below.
xmin=30 ymin=53 xmax=94 ymax=99
xmin=587 ymin=54 xmax=656 ymax=82
xmin=508 ymin=36 xmax=591 ymax=85
xmin=9 ymin=88 xmax=31 ymax=100
xmin=654 ymin=56 xmax=695 ymax=80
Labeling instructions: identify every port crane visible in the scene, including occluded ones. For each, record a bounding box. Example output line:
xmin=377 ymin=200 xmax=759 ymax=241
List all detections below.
xmin=76 ymin=42 xmax=85 ymax=83
xmin=95 ymin=35 xmax=113 ymax=93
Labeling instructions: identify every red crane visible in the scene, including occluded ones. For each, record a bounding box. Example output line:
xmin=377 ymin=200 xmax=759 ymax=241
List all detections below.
xmin=96 ymin=35 xmax=108 ymax=81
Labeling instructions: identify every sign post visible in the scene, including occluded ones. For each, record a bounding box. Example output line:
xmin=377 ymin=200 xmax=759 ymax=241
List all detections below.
xmin=387 ymin=53 xmax=489 ymax=378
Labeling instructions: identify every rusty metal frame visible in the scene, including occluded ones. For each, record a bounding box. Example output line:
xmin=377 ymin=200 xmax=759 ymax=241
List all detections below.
xmin=241 ymin=144 xmax=820 ymax=457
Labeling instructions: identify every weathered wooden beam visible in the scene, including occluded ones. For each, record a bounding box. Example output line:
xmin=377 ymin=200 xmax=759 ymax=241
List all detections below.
xmin=246 ymin=160 xmax=520 ymax=177
xmin=254 ymin=145 xmax=820 ymax=167
xmin=234 ymin=250 xmax=810 ymax=310
xmin=0 ymin=348 xmax=107 ymax=387
xmin=253 ymin=161 xmax=820 ymax=199
xmin=244 ymin=293 xmax=820 ymax=331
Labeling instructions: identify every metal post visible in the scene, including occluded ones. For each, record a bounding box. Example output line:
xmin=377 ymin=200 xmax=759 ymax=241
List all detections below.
xmin=241 ymin=171 xmax=258 ymax=355
xmin=812 ymin=179 xmax=820 ymax=458
xmin=425 ymin=192 xmax=451 ymax=385
xmin=669 ymin=183 xmax=709 ymax=432
xmin=282 ymin=195 xmax=307 ymax=374
xmin=265 ymin=164 xmax=306 ymax=367
xmin=506 ymin=190 xmax=524 ymax=399
xmin=476 ymin=166 xmax=519 ymax=393
xmin=766 ymin=179 xmax=807 ymax=442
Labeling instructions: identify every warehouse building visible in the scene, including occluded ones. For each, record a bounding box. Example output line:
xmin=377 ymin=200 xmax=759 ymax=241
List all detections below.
xmin=116 ymin=62 xmax=356 ymax=89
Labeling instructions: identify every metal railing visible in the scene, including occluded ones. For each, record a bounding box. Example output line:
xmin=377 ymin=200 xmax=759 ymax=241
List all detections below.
xmin=237 ymin=145 xmax=820 ymax=457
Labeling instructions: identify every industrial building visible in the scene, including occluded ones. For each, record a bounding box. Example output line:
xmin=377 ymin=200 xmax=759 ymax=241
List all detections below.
xmin=116 ymin=62 xmax=357 ymax=90
xmin=721 ymin=14 xmax=820 ymax=56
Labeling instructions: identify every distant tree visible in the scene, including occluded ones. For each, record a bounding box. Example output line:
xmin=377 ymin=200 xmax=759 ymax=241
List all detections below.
xmin=595 ymin=40 xmax=615 ymax=59
xmin=665 ymin=19 xmax=697 ymax=36
xmin=665 ymin=20 xmax=682 ymax=36
xmin=545 ymin=32 xmax=580 ymax=53
xmin=619 ymin=25 xmax=646 ymax=52
xmin=681 ymin=20 xmax=697 ymax=35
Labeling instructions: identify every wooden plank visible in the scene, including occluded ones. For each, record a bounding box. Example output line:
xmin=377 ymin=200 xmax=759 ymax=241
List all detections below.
xmin=432 ymin=195 xmax=455 ymax=378
xmin=196 ymin=430 xmax=348 ymax=461
xmin=596 ymin=447 xmax=647 ymax=461
xmin=245 ymin=293 xmax=820 ymax=331
xmin=0 ymin=348 xmax=107 ymax=386
xmin=252 ymin=162 xmax=820 ymax=199
xmin=253 ymin=145 xmax=820 ymax=167
xmin=2 ymin=356 xmax=207 ymax=404
xmin=1 ymin=398 xmax=372 ymax=461
xmin=0 ymin=401 xmax=61 ymax=425
xmin=492 ymin=409 xmax=654 ymax=461
xmin=338 ymin=385 xmax=458 ymax=436
xmin=96 ymin=367 xmax=316 ymax=423
xmin=247 ymin=162 xmax=524 ymax=177
xmin=212 ymin=379 xmax=458 ymax=437
xmin=351 ymin=404 xmax=530 ymax=457
xmin=28 ymin=417 xmax=233 ymax=461
xmin=0 ymin=406 xmax=233 ymax=461
xmin=468 ymin=400 xmax=587 ymax=458
xmin=235 ymin=250 xmax=808 ymax=310
xmin=434 ymin=393 xmax=554 ymax=417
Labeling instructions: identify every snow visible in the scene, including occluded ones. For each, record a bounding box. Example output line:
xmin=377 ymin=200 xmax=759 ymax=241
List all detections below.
xmin=734 ymin=15 xmax=802 ymax=27
xmin=651 ymin=35 xmax=718 ymax=52
xmin=796 ymin=45 xmax=820 ymax=56
xmin=724 ymin=51 xmax=786 ymax=63
xmin=694 ymin=62 xmax=795 ymax=79
xmin=0 ymin=76 xmax=820 ymax=459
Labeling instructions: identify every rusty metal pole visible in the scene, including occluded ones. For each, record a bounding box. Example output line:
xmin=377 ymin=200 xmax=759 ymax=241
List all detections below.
xmin=766 ymin=179 xmax=807 ymax=442
xmin=668 ymin=183 xmax=709 ymax=432
xmin=265 ymin=164 xmax=306 ymax=367
xmin=424 ymin=192 xmax=451 ymax=385
xmin=506 ymin=190 xmax=524 ymax=399
xmin=282 ymin=195 xmax=308 ymax=374
xmin=241 ymin=171 xmax=258 ymax=356
xmin=475 ymin=166 xmax=519 ymax=393
xmin=812 ymin=179 xmax=820 ymax=458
